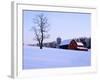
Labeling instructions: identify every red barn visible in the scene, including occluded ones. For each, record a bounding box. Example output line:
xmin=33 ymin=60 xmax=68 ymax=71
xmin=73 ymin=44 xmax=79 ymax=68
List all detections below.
xmin=60 ymin=39 xmax=88 ymax=51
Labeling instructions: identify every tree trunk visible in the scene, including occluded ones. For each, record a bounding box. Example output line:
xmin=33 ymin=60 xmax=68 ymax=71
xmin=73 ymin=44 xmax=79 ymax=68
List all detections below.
xmin=40 ymin=42 xmax=43 ymax=49
xmin=40 ymin=45 xmax=43 ymax=49
xmin=40 ymin=28 xmax=43 ymax=49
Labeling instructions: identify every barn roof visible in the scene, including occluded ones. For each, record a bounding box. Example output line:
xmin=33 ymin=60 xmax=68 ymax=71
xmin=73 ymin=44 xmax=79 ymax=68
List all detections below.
xmin=76 ymin=42 xmax=84 ymax=46
xmin=60 ymin=39 xmax=84 ymax=46
xmin=60 ymin=40 xmax=71 ymax=46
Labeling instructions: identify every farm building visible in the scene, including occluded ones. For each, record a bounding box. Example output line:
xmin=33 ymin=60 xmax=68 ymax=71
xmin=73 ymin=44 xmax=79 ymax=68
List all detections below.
xmin=59 ymin=40 xmax=71 ymax=49
xmin=59 ymin=39 xmax=88 ymax=51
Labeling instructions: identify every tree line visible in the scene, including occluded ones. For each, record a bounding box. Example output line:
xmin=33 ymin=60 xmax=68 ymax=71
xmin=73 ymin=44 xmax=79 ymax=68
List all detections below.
xmin=75 ymin=37 xmax=91 ymax=49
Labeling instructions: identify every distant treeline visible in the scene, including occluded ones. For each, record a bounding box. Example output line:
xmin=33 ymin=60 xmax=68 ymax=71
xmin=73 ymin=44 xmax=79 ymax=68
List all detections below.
xmin=75 ymin=37 xmax=91 ymax=49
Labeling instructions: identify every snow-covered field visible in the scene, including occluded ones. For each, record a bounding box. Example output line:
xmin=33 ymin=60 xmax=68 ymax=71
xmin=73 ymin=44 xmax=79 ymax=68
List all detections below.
xmin=23 ymin=45 xmax=91 ymax=69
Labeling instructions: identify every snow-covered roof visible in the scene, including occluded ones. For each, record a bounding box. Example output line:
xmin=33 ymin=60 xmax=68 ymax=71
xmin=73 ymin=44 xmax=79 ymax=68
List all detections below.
xmin=77 ymin=47 xmax=88 ymax=49
xmin=76 ymin=42 xmax=83 ymax=46
xmin=60 ymin=40 xmax=71 ymax=46
xmin=60 ymin=39 xmax=84 ymax=46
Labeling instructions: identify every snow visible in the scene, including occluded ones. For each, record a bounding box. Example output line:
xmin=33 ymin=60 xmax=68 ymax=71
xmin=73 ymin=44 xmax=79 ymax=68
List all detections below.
xmin=77 ymin=42 xmax=84 ymax=46
xmin=60 ymin=40 xmax=71 ymax=46
xmin=23 ymin=45 xmax=91 ymax=69
xmin=77 ymin=47 xmax=88 ymax=49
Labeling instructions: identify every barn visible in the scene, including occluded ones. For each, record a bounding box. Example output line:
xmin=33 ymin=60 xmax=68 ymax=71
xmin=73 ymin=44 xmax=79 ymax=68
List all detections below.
xmin=59 ymin=40 xmax=71 ymax=49
xmin=59 ymin=39 xmax=88 ymax=51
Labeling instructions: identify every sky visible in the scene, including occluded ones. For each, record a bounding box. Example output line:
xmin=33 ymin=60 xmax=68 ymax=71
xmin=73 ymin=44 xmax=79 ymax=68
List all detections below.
xmin=23 ymin=10 xmax=91 ymax=44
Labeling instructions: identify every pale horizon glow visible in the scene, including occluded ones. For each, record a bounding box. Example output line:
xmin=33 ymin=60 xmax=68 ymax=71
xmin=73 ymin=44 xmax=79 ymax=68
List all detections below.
xmin=23 ymin=10 xmax=91 ymax=44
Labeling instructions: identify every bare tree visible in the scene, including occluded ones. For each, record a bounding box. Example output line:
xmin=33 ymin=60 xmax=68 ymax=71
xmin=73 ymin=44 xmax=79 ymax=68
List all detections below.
xmin=33 ymin=13 xmax=50 ymax=49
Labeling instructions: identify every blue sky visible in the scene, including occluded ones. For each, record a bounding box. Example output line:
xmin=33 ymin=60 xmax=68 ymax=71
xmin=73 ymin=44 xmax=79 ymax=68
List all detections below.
xmin=23 ymin=10 xmax=91 ymax=44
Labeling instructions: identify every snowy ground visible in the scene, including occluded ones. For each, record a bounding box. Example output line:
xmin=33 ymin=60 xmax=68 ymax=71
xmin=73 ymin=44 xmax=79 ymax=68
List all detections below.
xmin=23 ymin=45 xmax=91 ymax=69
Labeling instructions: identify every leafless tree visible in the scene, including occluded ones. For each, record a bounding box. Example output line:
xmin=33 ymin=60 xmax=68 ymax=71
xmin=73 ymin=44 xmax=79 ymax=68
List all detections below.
xmin=33 ymin=13 xmax=50 ymax=49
